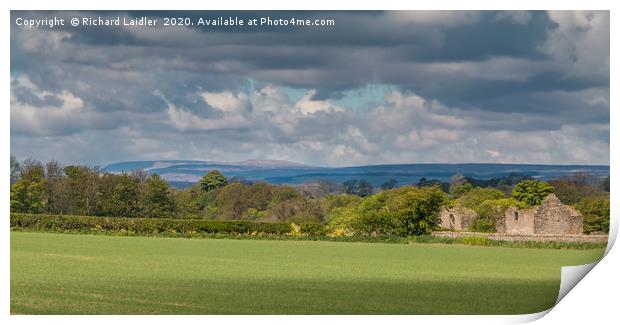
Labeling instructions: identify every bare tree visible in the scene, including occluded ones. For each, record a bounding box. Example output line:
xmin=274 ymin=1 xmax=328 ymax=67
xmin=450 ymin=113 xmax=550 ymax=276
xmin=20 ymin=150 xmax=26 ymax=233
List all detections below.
xmin=45 ymin=161 xmax=65 ymax=214
xmin=10 ymin=155 xmax=20 ymax=185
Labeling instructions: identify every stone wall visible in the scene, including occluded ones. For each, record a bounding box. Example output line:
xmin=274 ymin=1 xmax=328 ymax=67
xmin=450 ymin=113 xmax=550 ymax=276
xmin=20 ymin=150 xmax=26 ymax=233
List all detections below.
xmin=502 ymin=206 xmax=536 ymax=235
xmin=433 ymin=231 xmax=608 ymax=243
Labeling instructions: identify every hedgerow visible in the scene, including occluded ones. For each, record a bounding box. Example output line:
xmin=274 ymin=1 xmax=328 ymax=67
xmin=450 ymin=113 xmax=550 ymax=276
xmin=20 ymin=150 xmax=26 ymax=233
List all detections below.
xmin=10 ymin=213 xmax=293 ymax=236
xmin=10 ymin=213 xmax=606 ymax=250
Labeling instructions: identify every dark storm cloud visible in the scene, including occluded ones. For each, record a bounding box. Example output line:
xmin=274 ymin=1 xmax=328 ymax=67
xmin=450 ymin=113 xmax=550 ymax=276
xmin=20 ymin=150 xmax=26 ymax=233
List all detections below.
xmin=10 ymin=10 xmax=610 ymax=166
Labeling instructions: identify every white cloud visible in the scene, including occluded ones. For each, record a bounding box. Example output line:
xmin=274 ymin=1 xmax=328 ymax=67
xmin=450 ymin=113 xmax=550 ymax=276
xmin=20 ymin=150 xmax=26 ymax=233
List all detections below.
xmin=10 ymin=75 xmax=104 ymax=136
xmin=9 ymin=11 xmax=609 ymax=166
xmin=156 ymin=90 xmax=251 ymax=131
xmin=543 ymin=11 xmax=609 ymax=80
xmin=294 ymin=90 xmax=345 ymax=115
xmin=201 ymin=90 xmax=249 ymax=114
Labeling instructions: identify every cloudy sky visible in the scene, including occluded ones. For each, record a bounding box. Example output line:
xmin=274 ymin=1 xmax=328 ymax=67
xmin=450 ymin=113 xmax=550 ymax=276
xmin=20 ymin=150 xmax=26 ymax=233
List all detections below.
xmin=10 ymin=11 xmax=609 ymax=167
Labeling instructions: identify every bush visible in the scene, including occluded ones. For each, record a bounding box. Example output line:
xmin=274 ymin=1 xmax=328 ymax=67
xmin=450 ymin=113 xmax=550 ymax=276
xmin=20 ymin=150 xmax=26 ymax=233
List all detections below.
xmin=469 ymin=218 xmax=496 ymax=232
xmin=459 ymin=236 xmax=491 ymax=246
xmin=351 ymin=211 xmax=396 ymax=236
xmin=299 ymin=222 xmax=327 ymax=236
xmin=10 ymin=213 xmax=292 ymax=236
xmin=469 ymin=197 xmax=527 ymax=232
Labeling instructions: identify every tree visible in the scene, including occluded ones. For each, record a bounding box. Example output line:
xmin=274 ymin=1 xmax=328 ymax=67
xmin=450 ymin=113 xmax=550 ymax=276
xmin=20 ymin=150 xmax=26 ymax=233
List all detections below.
xmin=346 ymin=186 xmax=447 ymax=236
xmin=10 ymin=155 xmax=20 ymax=185
xmin=214 ymin=182 xmax=280 ymax=220
xmin=174 ymin=184 xmax=204 ymax=218
xmin=452 ymin=187 xmax=511 ymax=232
xmin=63 ymin=165 xmax=100 ymax=215
xmin=416 ymin=177 xmax=449 ymax=192
xmin=603 ymin=176 xmax=610 ymax=192
xmin=575 ymin=196 xmax=610 ymax=234
xmin=229 ymin=176 xmax=252 ymax=185
xmin=217 ymin=183 xmax=251 ymax=220
xmin=142 ymin=174 xmax=175 ymax=218
xmin=10 ymin=162 xmax=47 ymax=213
xmin=352 ymin=210 xmax=395 ymax=236
xmin=549 ymin=173 xmax=604 ymax=205
xmin=200 ymin=170 xmax=228 ymax=192
xmin=458 ymin=187 xmax=506 ymax=210
xmin=357 ymin=179 xmax=374 ymax=197
xmin=465 ymin=172 xmax=531 ymax=189
xmin=511 ymin=180 xmax=555 ymax=206
xmin=97 ymin=173 xmax=123 ymax=216
xmin=110 ymin=174 xmax=141 ymax=217
xmin=314 ymin=179 xmax=340 ymax=197
xmin=449 ymin=173 xmax=467 ymax=193
xmin=381 ymin=178 xmax=398 ymax=190
xmin=451 ymin=182 xmax=474 ymax=198
xmin=391 ymin=186 xmax=447 ymax=236
xmin=342 ymin=179 xmax=359 ymax=195
xmin=342 ymin=179 xmax=373 ymax=197
xmin=44 ymin=160 xmax=65 ymax=214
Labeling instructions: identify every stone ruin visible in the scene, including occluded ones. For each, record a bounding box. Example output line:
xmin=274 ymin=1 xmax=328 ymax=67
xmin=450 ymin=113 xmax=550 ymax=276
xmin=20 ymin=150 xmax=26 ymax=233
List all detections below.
xmin=439 ymin=206 xmax=477 ymax=231
xmin=499 ymin=193 xmax=583 ymax=235
xmin=439 ymin=193 xmax=583 ymax=235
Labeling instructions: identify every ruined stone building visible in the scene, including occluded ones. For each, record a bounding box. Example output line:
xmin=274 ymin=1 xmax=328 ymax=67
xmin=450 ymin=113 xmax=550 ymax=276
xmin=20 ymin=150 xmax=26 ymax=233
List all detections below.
xmin=498 ymin=193 xmax=583 ymax=235
xmin=439 ymin=193 xmax=583 ymax=235
xmin=439 ymin=206 xmax=477 ymax=231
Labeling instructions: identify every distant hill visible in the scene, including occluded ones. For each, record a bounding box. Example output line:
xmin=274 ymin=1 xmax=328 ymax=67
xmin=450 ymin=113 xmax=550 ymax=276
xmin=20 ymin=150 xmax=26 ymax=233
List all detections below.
xmin=103 ymin=160 xmax=610 ymax=189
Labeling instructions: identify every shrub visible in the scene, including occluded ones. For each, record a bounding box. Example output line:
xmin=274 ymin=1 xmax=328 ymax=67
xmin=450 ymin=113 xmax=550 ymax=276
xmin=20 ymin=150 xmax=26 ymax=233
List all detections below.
xmin=242 ymin=208 xmax=268 ymax=220
xmin=459 ymin=236 xmax=491 ymax=246
xmin=469 ymin=218 xmax=496 ymax=233
xmin=469 ymin=197 xmax=527 ymax=232
xmin=351 ymin=211 xmax=396 ymax=236
xmin=299 ymin=222 xmax=327 ymax=236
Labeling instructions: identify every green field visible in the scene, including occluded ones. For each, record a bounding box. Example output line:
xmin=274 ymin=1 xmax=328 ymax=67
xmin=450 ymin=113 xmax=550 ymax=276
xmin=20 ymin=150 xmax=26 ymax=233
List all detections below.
xmin=10 ymin=232 xmax=604 ymax=314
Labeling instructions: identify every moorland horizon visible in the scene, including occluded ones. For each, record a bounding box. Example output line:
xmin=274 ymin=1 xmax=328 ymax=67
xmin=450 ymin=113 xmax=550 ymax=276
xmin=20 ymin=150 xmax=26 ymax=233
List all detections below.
xmin=10 ymin=155 xmax=612 ymax=169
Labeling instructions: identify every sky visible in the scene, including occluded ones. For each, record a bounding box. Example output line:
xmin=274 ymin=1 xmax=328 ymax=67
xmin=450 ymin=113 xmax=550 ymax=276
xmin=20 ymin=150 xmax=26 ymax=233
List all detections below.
xmin=10 ymin=11 xmax=610 ymax=167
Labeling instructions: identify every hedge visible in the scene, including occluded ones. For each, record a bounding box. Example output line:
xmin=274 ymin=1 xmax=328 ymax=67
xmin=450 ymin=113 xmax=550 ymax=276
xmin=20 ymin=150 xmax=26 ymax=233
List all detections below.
xmin=10 ymin=213 xmax=293 ymax=236
xmin=298 ymin=222 xmax=327 ymax=236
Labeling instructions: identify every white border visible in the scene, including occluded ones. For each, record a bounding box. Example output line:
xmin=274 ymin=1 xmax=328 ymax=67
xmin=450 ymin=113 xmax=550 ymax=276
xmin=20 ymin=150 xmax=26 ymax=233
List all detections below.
xmin=2 ymin=1 xmax=617 ymax=324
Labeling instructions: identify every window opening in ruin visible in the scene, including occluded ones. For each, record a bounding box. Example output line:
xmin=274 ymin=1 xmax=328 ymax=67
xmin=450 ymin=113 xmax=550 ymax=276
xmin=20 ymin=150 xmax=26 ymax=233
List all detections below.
xmin=514 ymin=211 xmax=519 ymax=221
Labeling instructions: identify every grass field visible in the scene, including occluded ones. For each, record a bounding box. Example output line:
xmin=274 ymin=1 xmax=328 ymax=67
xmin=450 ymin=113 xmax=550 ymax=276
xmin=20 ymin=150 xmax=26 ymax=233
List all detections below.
xmin=10 ymin=232 xmax=605 ymax=314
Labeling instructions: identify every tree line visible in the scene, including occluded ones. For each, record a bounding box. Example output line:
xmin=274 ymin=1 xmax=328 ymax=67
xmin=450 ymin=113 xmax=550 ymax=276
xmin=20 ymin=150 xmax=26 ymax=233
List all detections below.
xmin=10 ymin=156 xmax=610 ymax=236
xmin=9 ymin=157 xmax=447 ymax=236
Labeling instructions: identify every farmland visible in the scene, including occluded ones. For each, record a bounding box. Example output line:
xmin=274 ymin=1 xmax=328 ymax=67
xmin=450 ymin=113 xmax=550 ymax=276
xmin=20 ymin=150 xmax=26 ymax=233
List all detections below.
xmin=10 ymin=232 xmax=605 ymax=314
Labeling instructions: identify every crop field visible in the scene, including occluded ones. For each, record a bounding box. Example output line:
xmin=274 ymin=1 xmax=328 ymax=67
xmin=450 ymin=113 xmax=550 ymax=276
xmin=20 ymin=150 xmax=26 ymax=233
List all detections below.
xmin=10 ymin=232 xmax=605 ymax=314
